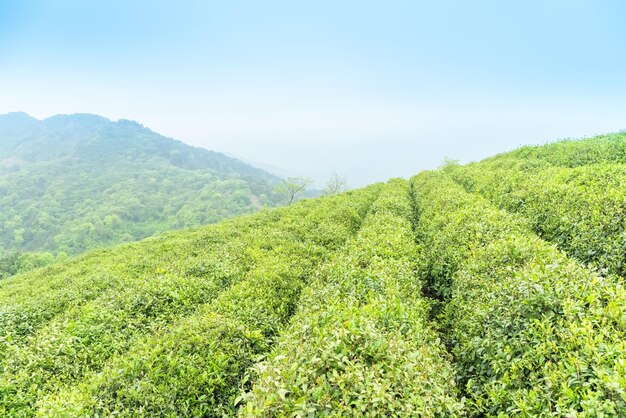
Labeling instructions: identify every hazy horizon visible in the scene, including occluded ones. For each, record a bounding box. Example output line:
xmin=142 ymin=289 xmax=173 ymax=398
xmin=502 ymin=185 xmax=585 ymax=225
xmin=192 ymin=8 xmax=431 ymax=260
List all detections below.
xmin=2 ymin=1 xmax=625 ymax=186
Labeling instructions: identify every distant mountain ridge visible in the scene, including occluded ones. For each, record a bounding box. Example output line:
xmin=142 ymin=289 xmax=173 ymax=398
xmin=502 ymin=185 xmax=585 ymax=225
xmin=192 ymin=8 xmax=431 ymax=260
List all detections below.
xmin=0 ymin=112 xmax=274 ymax=177
xmin=0 ymin=112 xmax=281 ymax=260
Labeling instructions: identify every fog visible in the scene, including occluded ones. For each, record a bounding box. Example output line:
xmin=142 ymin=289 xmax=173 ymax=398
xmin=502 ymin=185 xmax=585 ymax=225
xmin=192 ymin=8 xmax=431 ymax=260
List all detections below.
xmin=1 ymin=1 xmax=625 ymax=186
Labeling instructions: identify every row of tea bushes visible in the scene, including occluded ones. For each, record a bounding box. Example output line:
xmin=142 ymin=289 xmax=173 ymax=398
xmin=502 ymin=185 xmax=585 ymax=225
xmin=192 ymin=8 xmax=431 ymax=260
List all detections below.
xmin=412 ymin=171 xmax=626 ymax=416
xmin=0 ymin=216 xmax=265 ymax=418
xmin=35 ymin=186 xmax=381 ymax=417
xmin=504 ymin=131 xmax=626 ymax=167
xmin=0 ymin=217 xmax=257 ymax=359
xmin=446 ymin=159 xmax=626 ymax=277
xmin=239 ymin=179 xmax=464 ymax=417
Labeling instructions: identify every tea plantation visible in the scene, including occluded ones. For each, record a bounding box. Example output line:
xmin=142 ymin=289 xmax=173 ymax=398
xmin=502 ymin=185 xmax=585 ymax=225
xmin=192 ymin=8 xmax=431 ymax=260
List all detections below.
xmin=1 ymin=132 xmax=626 ymax=416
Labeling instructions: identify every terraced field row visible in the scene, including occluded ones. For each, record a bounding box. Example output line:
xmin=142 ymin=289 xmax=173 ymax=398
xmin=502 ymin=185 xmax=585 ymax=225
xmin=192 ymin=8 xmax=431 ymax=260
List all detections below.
xmin=239 ymin=179 xmax=462 ymax=416
xmin=0 ymin=185 xmax=380 ymax=416
xmin=412 ymin=171 xmax=626 ymax=416
xmin=506 ymin=131 xmax=626 ymax=167
xmin=446 ymin=155 xmax=626 ymax=277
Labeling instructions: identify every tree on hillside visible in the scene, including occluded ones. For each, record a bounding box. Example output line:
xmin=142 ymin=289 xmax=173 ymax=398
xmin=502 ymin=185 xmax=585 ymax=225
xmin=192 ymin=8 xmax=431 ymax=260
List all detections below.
xmin=440 ymin=157 xmax=460 ymax=170
xmin=323 ymin=173 xmax=348 ymax=196
xmin=274 ymin=177 xmax=313 ymax=205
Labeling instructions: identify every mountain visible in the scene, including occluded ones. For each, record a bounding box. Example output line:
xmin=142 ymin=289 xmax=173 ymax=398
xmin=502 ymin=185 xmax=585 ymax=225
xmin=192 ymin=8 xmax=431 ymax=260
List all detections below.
xmin=0 ymin=112 xmax=280 ymax=261
xmin=0 ymin=131 xmax=625 ymax=416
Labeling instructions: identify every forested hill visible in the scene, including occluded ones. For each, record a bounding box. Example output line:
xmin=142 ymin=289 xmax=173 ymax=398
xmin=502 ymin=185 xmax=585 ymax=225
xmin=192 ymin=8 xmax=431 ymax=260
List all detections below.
xmin=0 ymin=112 xmax=273 ymax=176
xmin=1 ymin=131 xmax=626 ymax=416
xmin=0 ymin=112 xmax=280 ymax=263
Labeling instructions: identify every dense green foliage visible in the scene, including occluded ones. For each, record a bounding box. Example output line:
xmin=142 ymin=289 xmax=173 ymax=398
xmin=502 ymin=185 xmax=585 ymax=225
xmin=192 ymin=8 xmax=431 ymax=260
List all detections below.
xmin=412 ymin=171 xmax=626 ymax=416
xmin=445 ymin=152 xmax=626 ymax=277
xmin=0 ymin=184 xmax=379 ymax=416
xmin=505 ymin=131 xmax=626 ymax=167
xmin=41 ymin=188 xmax=378 ymax=417
xmin=2 ymin=131 xmax=626 ymax=416
xmin=0 ymin=251 xmax=67 ymax=279
xmin=240 ymin=180 xmax=462 ymax=416
xmin=0 ymin=112 xmax=279 ymax=263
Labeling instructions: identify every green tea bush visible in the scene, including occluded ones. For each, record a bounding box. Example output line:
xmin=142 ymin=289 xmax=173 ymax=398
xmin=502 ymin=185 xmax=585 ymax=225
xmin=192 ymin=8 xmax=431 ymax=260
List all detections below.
xmin=506 ymin=131 xmax=626 ymax=167
xmin=0 ymin=219 xmax=254 ymax=354
xmin=446 ymin=159 xmax=626 ymax=277
xmin=33 ymin=186 xmax=381 ymax=417
xmin=412 ymin=171 xmax=626 ymax=416
xmin=0 ymin=219 xmax=264 ymax=416
xmin=239 ymin=179 xmax=463 ymax=417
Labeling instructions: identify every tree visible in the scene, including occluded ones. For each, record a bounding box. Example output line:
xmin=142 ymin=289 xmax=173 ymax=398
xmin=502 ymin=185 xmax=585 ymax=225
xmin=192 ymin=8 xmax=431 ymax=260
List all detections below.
xmin=274 ymin=177 xmax=313 ymax=205
xmin=440 ymin=157 xmax=460 ymax=170
xmin=323 ymin=173 xmax=348 ymax=196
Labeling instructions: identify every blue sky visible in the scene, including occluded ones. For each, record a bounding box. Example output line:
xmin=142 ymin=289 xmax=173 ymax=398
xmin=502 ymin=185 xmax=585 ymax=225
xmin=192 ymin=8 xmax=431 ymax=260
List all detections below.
xmin=1 ymin=0 xmax=625 ymax=185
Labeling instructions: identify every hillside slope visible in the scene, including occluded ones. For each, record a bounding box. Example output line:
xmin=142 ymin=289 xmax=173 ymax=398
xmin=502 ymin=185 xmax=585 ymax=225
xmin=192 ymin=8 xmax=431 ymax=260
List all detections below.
xmin=1 ymin=132 xmax=626 ymax=416
xmin=0 ymin=112 xmax=280 ymax=262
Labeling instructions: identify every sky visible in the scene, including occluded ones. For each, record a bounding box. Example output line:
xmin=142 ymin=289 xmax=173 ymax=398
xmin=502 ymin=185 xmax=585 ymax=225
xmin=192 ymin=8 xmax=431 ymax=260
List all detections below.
xmin=1 ymin=0 xmax=625 ymax=186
